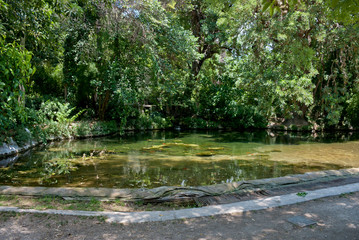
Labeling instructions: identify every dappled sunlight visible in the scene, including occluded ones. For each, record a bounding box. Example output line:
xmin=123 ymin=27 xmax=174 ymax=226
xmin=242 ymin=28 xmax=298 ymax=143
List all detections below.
xmin=283 ymin=210 xmax=297 ymax=215
xmin=0 ymin=191 xmax=358 ymax=239
xmin=317 ymin=222 xmax=326 ymax=227
xmin=304 ymin=213 xmax=318 ymax=218
xmin=257 ymin=141 xmax=359 ymax=167
xmin=347 ymin=223 xmax=357 ymax=229
xmin=261 ymin=229 xmax=278 ymax=234
xmin=101 ymin=234 xmax=119 ymax=240
xmin=0 ymin=214 xmax=33 ymax=236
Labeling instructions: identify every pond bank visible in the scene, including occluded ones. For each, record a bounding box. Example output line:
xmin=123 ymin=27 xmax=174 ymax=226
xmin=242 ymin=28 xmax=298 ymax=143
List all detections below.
xmin=1 ymin=168 xmax=358 ymax=202
xmin=1 ymin=181 xmax=359 ymax=225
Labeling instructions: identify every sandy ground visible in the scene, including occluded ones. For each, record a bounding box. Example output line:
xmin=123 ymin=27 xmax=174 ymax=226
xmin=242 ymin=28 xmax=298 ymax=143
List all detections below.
xmin=0 ymin=191 xmax=358 ymax=240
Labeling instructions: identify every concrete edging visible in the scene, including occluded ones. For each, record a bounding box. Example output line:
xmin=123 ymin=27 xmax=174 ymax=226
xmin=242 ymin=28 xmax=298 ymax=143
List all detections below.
xmin=0 ymin=182 xmax=358 ymax=223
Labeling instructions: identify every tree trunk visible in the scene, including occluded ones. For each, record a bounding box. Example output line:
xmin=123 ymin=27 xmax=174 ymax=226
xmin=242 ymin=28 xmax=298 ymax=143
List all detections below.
xmin=64 ymin=83 xmax=68 ymax=102
xmin=98 ymin=90 xmax=111 ymax=120
xmin=190 ymin=1 xmax=217 ymax=79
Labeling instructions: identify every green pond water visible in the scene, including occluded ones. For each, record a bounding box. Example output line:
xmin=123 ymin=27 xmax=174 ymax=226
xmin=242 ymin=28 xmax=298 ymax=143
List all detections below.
xmin=1 ymin=130 xmax=359 ymax=188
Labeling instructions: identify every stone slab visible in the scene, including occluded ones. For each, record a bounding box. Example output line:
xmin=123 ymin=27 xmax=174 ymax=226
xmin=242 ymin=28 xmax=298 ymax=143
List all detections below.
xmin=287 ymin=216 xmax=317 ymax=227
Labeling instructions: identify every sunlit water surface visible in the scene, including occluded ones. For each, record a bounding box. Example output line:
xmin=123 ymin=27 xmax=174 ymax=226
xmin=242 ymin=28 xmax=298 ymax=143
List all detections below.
xmin=1 ymin=130 xmax=359 ymax=188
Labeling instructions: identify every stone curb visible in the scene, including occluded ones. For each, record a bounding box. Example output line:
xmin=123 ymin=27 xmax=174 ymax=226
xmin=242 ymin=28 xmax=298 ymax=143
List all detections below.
xmin=0 ymin=182 xmax=359 ymax=224
xmin=1 ymin=168 xmax=359 ymax=201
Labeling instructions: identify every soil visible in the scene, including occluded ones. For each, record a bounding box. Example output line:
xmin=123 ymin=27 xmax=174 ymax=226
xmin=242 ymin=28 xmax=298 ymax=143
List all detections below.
xmin=0 ymin=191 xmax=358 ymax=240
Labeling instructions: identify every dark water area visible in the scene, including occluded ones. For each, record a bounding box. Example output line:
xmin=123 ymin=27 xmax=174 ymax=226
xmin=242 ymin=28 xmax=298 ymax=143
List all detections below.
xmin=1 ymin=130 xmax=359 ymax=188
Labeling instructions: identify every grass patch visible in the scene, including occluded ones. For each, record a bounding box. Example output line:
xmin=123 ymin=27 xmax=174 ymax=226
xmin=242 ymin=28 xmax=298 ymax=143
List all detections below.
xmin=296 ymin=192 xmax=308 ymax=197
xmin=0 ymin=194 xmax=201 ymax=212
xmin=339 ymin=192 xmax=355 ymax=198
xmin=0 ymin=195 xmax=16 ymax=201
xmin=0 ymin=211 xmax=18 ymax=222
xmin=63 ymin=198 xmax=103 ymax=211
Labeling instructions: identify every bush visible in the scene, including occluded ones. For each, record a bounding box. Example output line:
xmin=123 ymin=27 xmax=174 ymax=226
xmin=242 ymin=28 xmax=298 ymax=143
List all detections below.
xmin=181 ymin=117 xmax=208 ymax=129
xmin=74 ymin=122 xmax=92 ymax=136
xmin=196 ymin=75 xmax=267 ymax=129
xmin=13 ymin=128 xmax=32 ymax=146
xmin=220 ymin=105 xmax=268 ymax=129
xmin=91 ymin=121 xmax=118 ymax=135
xmin=181 ymin=117 xmax=219 ymax=129
xmin=301 ymin=125 xmax=313 ymax=131
xmin=38 ymin=100 xmax=84 ymax=124
xmin=134 ymin=112 xmax=172 ymax=130
xmin=346 ymin=92 xmax=359 ymax=128
xmin=289 ymin=124 xmax=298 ymax=131
xmin=73 ymin=121 xmax=119 ymax=137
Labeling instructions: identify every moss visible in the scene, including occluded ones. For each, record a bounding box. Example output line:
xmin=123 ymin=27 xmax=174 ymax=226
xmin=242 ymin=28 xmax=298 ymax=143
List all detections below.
xmin=207 ymin=147 xmax=224 ymax=151
xmin=166 ymin=143 xmax=200 ymax=148
xmin=142 ymin=144 xmax=168 ymax=151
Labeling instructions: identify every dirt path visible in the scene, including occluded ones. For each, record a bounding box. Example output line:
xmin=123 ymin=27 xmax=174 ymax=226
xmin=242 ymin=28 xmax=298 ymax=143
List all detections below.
xmin=1 ymin=191 xmax=358 ymax=240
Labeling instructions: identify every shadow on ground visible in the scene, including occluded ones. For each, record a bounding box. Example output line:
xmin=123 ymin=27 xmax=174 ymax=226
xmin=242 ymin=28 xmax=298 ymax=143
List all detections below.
xmin=0 ymin=192 xmax=358 ymax=240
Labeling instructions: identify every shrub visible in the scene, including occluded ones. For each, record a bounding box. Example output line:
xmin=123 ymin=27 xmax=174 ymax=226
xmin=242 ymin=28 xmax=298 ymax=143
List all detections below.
xmin=346 ymin=92 xmax=359 ymax=128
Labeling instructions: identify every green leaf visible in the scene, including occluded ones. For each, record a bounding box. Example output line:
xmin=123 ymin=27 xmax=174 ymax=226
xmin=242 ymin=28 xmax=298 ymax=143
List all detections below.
xmin=167 ymin=0 xmax=176 ymax=9
xmin=331 ymin=0 xmax=340 ymax=7
xmin=262 ymin=0 xmax=273 ymax=12
xmin=269 ymin=4 xmax=275 ymax=16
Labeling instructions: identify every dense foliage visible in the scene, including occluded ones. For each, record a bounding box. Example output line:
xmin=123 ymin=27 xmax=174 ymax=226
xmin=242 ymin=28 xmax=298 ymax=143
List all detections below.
xmin=1 ymin=0 xmax=359 ymax=142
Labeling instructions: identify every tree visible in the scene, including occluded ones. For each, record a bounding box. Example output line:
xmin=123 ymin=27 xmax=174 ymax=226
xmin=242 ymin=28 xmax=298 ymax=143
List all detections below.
xmin=262 ymin=0 xmax=359 ymax=24
xmin=228 ymin=0 xmax=359 ymax=126
xmin=0 ymin=35 xmax=35 ymax=134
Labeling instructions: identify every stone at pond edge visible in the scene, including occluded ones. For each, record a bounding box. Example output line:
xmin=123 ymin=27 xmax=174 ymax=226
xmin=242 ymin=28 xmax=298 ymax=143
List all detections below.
xmin=0 ymin=138 xmax=39 ymax=158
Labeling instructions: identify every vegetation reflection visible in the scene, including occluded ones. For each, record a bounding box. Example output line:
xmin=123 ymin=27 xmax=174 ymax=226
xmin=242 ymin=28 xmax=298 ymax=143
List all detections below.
xmin=1 ymin=130 xmax=359 ymax=188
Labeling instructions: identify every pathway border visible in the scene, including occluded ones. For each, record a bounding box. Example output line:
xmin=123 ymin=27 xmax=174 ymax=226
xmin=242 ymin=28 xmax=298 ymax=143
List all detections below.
xmin=0 ymin=182 xmax=359 ymax=223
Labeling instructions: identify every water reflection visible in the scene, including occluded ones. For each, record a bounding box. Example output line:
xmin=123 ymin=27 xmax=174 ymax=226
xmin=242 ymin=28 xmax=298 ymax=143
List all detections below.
xmin=1 ymin=130 xmax=359 ymax=188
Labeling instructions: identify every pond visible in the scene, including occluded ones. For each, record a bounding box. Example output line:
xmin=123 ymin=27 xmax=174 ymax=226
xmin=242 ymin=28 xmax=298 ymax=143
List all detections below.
xmin=1 ymin=130 xmax=359 ymax=189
